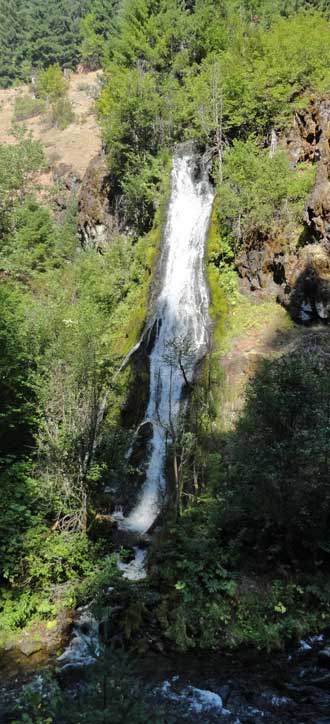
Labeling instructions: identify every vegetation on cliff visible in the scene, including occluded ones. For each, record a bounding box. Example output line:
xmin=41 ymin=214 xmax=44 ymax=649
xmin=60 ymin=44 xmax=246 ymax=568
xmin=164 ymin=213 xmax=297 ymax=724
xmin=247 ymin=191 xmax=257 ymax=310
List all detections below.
xmin=2 ymin=2 xmax=330 ymax=709
xmin=0 ymin=127 xmax=164 ymax=634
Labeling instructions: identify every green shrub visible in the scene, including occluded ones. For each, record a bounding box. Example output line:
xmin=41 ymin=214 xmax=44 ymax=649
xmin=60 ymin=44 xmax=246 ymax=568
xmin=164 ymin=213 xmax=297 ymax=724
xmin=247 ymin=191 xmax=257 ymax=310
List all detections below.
xmin=36 ymin=64 xmax=68 ymax=103
xmin=217 ymin=138 xmax=315 ymax=249
xmin=13 ymin=94 xmax=45 ymax=121
xmin=50 ymin=96 xmax=75 ymax=129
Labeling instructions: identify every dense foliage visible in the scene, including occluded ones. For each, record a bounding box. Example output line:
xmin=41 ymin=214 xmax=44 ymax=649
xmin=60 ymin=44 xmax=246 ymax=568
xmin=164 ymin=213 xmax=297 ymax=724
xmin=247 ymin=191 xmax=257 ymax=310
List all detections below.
xmin=0 ymin=130 xmax=161 ymax=632
xmin=96 ymin=1 xmax=330 ymax=231
xmin=223 ymin=352 xmax=330 ymax=558
xmin=0 ymin=0 xmax=91 ymax=86
xmin=217 ymin=139 xmax=315 ymax=252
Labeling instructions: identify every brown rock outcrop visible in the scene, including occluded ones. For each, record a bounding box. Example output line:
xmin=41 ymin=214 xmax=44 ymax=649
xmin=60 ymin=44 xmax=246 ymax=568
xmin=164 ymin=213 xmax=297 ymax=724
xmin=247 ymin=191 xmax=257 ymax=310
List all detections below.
xmin=77 ymin=154 xmax=117 ymax=251
xmin=304 ymin=101 xmax=330 ymax=245
xmin=237 ymin=98 xmax=330 ymax=323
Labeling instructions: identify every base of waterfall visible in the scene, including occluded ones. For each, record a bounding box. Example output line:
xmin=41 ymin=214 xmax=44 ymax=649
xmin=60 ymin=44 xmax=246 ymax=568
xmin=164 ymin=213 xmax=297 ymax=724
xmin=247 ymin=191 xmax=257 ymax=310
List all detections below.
xmin=56 ymin=609 xmax=101 ymax=672
xmin=3 ymin=627 xmax=330 ymax=723
xmin=118 ymin=547 xmax=147 ymax=581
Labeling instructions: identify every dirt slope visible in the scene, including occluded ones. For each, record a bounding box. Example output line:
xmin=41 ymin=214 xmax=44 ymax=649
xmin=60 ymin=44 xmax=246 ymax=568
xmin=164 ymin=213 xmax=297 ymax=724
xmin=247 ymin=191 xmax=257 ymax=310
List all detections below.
xmin=0 ymin=71 xmax=102 ymax=178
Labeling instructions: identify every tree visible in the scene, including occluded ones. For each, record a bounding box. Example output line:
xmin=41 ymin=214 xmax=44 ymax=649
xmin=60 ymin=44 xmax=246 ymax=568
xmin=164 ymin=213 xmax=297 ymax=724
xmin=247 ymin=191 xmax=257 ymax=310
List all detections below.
xmin=0 ymin=0 xmax=24 ymax=86
xmin=36 ymin=63 xmax=68 ymax=102
xmin=80 ymin=0 xmax=120 ymax=69
xmin=217 ymin=137 xmax=314 ymax=249
xmin=223 ymin=350 xmax=330 ymax=558
xmin=0 ymin=0 xmax=92 ymax=86
xmin=98 ymin=64 xmax=163 ymax=230
xmin=0 ymin=131 xmax=44 ymax=234
xmin=0 ymin=283 xmax=36 ymax=457
xmin=21 ymin=0 xmax=91 ymax=72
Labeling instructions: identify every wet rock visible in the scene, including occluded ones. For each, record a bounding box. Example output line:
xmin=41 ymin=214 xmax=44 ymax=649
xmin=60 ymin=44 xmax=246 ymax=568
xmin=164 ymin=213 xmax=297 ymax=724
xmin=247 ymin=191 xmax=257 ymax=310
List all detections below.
xmin=118 ymin=547 xmax=148 ymax=581
xmin=309 ymin=673 xmax=330 ymax=689
xmin=94 ymin=513 xmax=118 ymax=529
xmin=88 ymin=513 xmax=118 ymax=541
xmin=98 ymin=617 xmax=112 ymax=644
xmin=112 ymin=527 xmax=151 ymax=550
xmin=57 ymin=612 xmax=101 ymax=672
xmin=153 ymin=641 xmax=165 ymax=654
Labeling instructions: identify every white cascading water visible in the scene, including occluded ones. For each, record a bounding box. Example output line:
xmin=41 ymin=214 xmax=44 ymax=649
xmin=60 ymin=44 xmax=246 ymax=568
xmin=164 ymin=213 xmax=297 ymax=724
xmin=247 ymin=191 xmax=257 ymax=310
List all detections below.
xmin=58 ymin=151 xmax=214 ymax=667
xmin=121 ymin=151 xmax=214 ymax=535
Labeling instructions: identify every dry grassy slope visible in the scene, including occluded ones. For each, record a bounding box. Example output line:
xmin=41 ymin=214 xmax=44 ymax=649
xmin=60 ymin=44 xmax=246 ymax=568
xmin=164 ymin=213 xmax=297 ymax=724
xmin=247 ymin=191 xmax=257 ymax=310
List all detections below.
xmin=216 ymin=297 xmax=327 ymax=432
xmin=0 ymin=71 xmax=102 ymax=180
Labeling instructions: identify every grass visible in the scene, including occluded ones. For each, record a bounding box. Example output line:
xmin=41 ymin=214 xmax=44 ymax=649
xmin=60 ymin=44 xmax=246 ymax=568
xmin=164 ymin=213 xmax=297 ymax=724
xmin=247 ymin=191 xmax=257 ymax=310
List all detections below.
xmin=13 ymin=94 xmax=45 ymax=121
xmin=219 ymin=295 xmax=293 ymax=356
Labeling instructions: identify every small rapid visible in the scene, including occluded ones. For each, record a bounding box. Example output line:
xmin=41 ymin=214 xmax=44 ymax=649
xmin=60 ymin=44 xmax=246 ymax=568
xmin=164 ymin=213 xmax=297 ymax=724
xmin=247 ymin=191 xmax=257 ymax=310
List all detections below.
xmin=121 ymin=151 xmax=214 ymax=535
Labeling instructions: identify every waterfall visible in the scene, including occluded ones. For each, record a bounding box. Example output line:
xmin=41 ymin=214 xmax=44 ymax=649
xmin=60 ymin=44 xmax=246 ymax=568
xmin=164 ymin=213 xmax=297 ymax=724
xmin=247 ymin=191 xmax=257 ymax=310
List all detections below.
xmin=121 ymin=151 xmax=214 ymax=535
xmin=58 ymin=151 xmax=214 ymax=667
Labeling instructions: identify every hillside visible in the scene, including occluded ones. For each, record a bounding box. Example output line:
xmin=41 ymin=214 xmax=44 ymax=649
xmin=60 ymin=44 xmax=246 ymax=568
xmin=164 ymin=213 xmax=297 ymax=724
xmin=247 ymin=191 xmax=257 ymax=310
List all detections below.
xmin=0 ymin=70 xmax=102 ymax=177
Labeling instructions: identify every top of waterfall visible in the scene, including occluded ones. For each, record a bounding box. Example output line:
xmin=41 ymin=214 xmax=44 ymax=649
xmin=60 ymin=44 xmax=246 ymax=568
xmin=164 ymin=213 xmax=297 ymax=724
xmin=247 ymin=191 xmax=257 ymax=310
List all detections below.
xmin=174 ymin=140 xmax=202 ymax=158
xmin=172 ymin=145 xmax=214 ymax=192
xmin=174 ymin=140 xmax=213 ymax=163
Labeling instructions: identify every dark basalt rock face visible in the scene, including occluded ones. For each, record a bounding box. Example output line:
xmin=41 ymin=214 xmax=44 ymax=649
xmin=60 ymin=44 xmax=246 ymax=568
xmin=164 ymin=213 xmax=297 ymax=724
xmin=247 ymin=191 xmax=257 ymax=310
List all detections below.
xmin=281 ymin=246 xmax=330 ymax=322
xmin=50 ymin=155 xmax=118 ymax=250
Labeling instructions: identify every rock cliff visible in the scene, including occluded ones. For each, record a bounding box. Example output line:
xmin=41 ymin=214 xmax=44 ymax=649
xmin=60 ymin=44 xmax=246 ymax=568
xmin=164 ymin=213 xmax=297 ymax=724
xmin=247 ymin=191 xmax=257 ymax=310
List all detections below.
xmin=236 ymin=98 xmax=330 ymax=322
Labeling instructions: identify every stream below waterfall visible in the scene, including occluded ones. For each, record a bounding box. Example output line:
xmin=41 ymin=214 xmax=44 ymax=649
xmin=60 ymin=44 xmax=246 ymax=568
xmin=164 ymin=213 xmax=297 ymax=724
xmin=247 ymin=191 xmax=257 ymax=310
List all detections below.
xmin=2 ymin=634 xmax=330 ymax=722
xmin=144 ymin=634 xmax=330 ymax=723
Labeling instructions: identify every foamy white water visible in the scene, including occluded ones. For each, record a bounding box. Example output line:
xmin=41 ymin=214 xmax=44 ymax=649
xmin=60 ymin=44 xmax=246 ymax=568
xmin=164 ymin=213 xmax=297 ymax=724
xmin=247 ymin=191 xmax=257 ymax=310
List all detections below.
xmin=117 ymin=547 xmax=148 ymax=581
xmin=122 ymin=152 xmax=214 ymax=535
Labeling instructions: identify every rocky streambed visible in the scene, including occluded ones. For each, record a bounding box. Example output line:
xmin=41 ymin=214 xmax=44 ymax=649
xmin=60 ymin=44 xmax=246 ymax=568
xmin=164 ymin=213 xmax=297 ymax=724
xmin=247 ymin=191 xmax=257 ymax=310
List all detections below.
xmin=2 ymin=632 xmax=330 ymax=722
xmin=146 ymin=635 xmax=330 ymax=723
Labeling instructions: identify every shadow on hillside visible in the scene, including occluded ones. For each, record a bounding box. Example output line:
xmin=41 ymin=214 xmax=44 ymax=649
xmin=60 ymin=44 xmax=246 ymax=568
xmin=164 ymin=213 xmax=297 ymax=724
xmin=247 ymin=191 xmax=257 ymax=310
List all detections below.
xmin=201 ymin=313 xmax=330 ymax=571
xmin=279 ymin=258 xmax=330 ymax=324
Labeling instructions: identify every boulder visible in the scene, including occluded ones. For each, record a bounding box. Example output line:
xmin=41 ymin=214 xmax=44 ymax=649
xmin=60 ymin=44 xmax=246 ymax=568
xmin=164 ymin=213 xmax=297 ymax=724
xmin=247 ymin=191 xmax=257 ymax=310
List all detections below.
xmin=19 ymin=639 xmax=43 ymax=657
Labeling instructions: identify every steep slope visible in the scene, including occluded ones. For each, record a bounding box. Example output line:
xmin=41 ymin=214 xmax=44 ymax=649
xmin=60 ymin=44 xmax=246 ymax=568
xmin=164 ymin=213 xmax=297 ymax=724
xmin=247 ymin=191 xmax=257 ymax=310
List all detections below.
xmin=0 ymin=70 xmax=102 ymax=177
